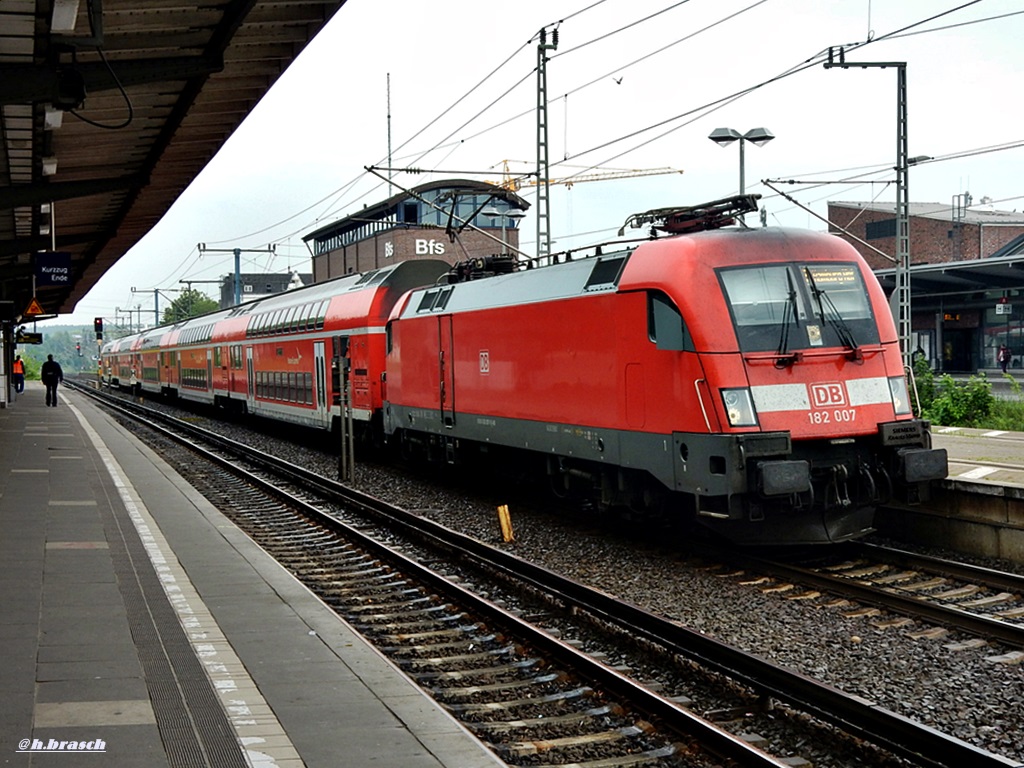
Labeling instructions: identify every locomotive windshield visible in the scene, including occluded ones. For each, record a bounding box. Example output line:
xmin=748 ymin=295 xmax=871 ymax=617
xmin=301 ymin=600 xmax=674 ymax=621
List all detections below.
xmin=718 ymin=262 xmax=879 ymax=353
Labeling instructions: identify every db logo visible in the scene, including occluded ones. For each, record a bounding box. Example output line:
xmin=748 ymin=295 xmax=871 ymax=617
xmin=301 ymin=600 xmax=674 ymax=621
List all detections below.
xmin=479 ymin=350 xmax=490 ymax=374
xmin=810 ymin=383 xmax=846 ymax=407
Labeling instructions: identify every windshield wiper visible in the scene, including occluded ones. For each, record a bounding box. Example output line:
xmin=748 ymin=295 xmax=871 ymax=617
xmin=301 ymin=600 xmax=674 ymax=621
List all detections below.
xmin=775 ymin=270 xmax=801 ymax=368
xmin=804 ymin=268 xmax=862 ymax=361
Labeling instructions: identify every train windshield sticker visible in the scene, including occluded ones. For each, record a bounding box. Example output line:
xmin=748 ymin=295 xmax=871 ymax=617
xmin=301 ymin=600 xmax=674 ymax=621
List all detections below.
xmin=719 ymin=262 xmax=879 ymax=353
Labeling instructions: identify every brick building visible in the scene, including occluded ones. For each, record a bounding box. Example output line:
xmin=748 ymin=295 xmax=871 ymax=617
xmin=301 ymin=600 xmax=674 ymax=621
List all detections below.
xmin=830 ymin=201 xmax=1024 ymax=372
xmin=304 ymin=180 xmax=529 ymax=281
xmin=828 ymin=201 xmax=1024 ymax=269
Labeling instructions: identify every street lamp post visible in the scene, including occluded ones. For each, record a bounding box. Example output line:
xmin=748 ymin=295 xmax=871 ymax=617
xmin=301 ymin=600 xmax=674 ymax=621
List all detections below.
xmin=708 ymin=127 xmax=775 ymax=220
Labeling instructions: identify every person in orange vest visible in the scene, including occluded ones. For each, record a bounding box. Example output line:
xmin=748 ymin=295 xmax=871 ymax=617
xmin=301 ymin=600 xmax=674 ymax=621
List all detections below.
xmin=12 ymin=355 xmax=25 ymax=393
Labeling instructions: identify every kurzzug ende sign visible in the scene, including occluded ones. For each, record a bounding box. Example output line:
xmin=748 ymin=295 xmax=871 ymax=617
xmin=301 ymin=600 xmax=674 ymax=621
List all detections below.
xmin=34 ymin=252 xmax=72 ymax=286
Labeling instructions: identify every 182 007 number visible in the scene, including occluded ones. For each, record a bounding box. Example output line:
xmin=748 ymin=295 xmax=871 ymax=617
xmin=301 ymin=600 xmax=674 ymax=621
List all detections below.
xmin=808 ymin=409 xmax=857 ymax=424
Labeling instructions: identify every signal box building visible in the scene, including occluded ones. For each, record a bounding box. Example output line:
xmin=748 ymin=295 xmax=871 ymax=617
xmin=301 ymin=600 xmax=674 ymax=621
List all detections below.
xmin=829 ymin=201 xmax=1024 ymax=372
xmin=303 ymin=180 xmax=529 ymax=281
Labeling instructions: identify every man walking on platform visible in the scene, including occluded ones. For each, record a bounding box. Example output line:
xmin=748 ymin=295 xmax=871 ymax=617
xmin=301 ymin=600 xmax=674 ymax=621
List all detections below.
xmin=41 ymin=354 xmax=64 ymax=407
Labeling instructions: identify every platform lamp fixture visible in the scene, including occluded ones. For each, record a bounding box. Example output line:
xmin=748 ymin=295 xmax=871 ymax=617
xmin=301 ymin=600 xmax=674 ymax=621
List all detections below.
xmin=708 ymin=127 xmax=775 ymax=222
xmin=482 ymin=208 xmax=527 ymax=254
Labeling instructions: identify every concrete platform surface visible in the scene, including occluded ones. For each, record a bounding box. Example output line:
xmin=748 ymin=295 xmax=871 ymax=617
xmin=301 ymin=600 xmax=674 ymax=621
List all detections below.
xmin=0 ymin=381 xmax=504 ymax=768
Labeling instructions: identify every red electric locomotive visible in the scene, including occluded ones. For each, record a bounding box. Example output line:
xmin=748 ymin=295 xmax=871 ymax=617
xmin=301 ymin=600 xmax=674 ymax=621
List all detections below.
xmin=382 ymin=197 xmax=947 ymax=544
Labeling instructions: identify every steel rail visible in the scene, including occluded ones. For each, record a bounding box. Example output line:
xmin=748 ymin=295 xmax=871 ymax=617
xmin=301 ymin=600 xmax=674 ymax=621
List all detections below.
xmin=735 ymin=552 xmax=1024 ymax=650
xmin=856 ymin=540 xmax=1024 ymax=594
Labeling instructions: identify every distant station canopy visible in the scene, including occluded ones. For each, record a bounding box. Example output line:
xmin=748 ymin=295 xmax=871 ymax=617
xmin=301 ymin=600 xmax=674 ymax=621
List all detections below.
xmin=303 ymin=180 xmax=529 ymax=283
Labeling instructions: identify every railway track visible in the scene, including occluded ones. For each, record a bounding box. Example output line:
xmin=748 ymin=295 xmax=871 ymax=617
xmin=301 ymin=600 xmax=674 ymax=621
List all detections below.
xmin=719 ymin=541 xmax=1024 ymax=654
xmin=70 ymin=382 xmax=1024 ymax=768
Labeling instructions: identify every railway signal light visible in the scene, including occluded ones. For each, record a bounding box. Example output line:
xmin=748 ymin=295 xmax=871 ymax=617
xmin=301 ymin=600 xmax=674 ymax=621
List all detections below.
xmin=94 ymin=316 xmax=103 ymax=339
xmin=76 ymin=342 xmax=81 ymax=356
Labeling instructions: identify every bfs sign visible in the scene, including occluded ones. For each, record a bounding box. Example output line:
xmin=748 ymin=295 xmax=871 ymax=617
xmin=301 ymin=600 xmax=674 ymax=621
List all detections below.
xmin=415 ymin=239 xmax=446 ymax=256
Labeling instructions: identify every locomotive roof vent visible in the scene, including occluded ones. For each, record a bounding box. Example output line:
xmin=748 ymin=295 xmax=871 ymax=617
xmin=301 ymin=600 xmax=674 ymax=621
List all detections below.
xmin=618 ymin=194 xmax=760 ymax=237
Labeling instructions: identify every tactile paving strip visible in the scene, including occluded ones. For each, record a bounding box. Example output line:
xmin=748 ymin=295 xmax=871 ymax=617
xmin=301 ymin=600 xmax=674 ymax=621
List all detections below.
xmin=96 ymin=469 xmax=248 ymax=768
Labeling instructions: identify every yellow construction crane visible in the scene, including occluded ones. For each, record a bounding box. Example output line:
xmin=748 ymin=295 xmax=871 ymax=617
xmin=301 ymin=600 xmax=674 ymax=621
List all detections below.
xmin=495 ymin=160 xmax=683 ymax=191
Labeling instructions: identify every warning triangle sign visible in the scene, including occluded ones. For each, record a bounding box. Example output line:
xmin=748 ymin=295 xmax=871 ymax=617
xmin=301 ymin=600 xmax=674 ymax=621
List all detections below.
xmin=24 ymin=297 xmax=45 ymax=316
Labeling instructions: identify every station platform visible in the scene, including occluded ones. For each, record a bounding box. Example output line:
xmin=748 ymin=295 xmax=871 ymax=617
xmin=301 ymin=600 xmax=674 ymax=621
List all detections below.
xmin=0 ymin=381 xmax=504 ymax=768
xmin=933 ymin=425 xmax=1024 ymax=488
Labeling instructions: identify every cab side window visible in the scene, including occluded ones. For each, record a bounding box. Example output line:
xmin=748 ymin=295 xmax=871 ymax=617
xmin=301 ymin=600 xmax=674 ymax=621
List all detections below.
xmin=648 ymin=291 xmax=692 ymax=352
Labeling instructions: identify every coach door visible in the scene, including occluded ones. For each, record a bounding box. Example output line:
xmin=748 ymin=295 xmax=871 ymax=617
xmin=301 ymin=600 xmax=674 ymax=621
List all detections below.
xmin=438 ymin=315 xmax=455 ymax=428
xmin=314 ymin=341 xmax=328 ymax=423
xmin=245 ymin=346 xmax=255 ymax=412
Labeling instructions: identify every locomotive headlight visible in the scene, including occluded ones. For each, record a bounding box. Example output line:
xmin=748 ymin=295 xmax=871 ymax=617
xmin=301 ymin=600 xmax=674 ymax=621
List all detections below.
xmin=721 ymin=388 xmax=758 ymax=427
xmin=888 ymin=376 xmax=912 ymax=416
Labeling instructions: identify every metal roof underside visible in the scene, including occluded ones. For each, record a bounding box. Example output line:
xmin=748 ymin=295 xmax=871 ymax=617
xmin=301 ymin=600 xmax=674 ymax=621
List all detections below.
xmin=876 ymin=252 xmax=1024 ymax=299
xmin=1 ymin=0 xmax=346 ymax=320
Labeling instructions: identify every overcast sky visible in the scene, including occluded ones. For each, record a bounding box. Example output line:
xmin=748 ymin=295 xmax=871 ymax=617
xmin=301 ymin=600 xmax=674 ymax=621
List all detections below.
xmin=45 ymin=0 xmax=1024 ymax=328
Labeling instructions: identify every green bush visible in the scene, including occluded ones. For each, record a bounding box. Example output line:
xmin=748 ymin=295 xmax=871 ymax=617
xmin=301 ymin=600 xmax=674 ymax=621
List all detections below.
xmin=923 ymin=373 xmax=995 ymax=428
xmin=986 ymin=374 xmax=1024 ymax=431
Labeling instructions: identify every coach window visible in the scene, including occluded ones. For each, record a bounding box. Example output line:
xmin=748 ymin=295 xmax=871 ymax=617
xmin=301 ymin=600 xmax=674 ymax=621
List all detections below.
xmin=648 ymin=291 xmax=692 ymax=352
xmin=315 ymin=300 xmax=329 ymax=330
xmin=298 ymin=303 xmax=313 ymax=331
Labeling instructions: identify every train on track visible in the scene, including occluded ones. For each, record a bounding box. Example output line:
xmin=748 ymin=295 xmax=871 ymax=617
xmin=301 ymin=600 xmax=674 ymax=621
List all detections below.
xmin=101 ymin=195 xmax=947 ymax=545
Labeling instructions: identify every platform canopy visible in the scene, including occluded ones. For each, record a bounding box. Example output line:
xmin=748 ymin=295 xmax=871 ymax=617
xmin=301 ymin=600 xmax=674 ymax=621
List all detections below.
xmin=0 ymin=0 xmax=347 ymax=321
